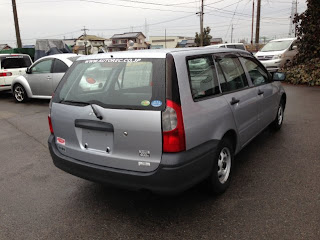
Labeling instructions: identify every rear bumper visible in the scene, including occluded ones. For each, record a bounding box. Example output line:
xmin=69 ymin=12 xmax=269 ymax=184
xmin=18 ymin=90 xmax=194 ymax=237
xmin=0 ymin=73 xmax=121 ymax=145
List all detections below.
xmin=0 ymin=85 xmax=11 ymax=91
xmin=48 ymin=134 xmax=219 ymax=194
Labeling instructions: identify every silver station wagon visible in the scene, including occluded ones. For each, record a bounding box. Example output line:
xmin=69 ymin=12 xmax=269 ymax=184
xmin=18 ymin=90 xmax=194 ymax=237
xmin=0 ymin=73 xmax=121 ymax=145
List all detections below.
xmin=48 ymin=48 xmax=286 ymax=194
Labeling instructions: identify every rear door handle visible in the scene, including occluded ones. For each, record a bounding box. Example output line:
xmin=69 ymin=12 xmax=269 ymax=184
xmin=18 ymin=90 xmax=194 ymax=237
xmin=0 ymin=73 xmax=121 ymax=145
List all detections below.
xmin=230 ymin=97 xmax=240 ymax=105
xmin=258 ymin=90 xmax=264 ymax=95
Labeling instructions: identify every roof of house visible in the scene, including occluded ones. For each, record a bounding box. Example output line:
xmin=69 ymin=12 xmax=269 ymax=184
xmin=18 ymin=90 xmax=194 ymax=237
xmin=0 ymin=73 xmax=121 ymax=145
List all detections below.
xmin=0 ymin=44 xmax=12 ymax=50
xmin=78 ymin=35 xmax=106 ymax=41
xmin=111 ymin=32 xmax=146 ymax=39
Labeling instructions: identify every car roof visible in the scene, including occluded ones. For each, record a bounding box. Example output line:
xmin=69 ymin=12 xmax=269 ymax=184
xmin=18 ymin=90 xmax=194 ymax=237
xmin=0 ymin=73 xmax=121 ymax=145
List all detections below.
xmin=0 ymin=53 xmax=30 ymax=57
xmin=212 ymin=43 xmax=244 ymax=46
xmin=270 ymin=38 xmax=296 ymax=42
xmin=77 ymin=48 xmax=249 ymax=60
xmin=36 ymin=53 xmax=79 ymax=62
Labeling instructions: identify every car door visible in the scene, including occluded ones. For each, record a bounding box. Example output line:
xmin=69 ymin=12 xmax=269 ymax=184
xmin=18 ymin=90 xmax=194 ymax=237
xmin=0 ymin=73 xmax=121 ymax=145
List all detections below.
xmin=215 ymin=53 xmax=260 ymax=147
xmin=51 ymin=59 xmax=69 ymax=93
xmin=241 ymin=56 xmax=278 ymax=130
xmin=26 ymin=58 xmax=53 ymax=96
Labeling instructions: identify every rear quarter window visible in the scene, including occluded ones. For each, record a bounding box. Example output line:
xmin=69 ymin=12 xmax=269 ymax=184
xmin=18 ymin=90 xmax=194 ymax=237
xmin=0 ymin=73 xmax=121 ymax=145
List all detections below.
xmin=187 ymin=56 xmax=220 ymax=100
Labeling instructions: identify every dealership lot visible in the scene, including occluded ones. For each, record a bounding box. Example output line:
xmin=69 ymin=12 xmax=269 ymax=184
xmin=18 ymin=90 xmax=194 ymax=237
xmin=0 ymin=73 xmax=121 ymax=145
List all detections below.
xmin=0 ymin=84 xmax=319 ymax=239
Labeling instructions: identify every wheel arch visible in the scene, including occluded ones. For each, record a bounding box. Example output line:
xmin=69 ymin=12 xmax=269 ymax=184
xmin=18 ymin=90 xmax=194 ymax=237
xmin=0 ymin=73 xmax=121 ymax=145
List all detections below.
xmin=12 ymin=77 xmax=33 ymax=98
xmin=221 ymin=129 xmax=238 ymax=154
xmin=281 ymin=93 xmax=287 ymax=110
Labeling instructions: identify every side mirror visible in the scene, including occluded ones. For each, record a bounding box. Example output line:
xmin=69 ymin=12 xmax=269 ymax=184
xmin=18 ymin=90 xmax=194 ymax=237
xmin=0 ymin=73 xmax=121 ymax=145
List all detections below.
xmin=292 ymin=45 xmax=298 ymax=50
xmin=273 ymin=72 xmax=286 ymax=81
xmin=26 ymin=67 xmax=31 ymax=74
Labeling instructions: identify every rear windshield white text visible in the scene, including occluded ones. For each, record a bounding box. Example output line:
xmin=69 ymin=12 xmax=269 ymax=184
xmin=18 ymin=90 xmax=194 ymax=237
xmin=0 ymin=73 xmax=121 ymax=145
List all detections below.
xmin=85 ymin=59 xmax=142 ymax=64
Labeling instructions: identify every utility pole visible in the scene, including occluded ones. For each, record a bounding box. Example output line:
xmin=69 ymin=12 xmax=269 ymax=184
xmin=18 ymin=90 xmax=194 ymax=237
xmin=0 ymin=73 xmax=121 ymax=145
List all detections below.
xmin=255 ymin=0 xmax=261 ymax=51
xmin=11 ymin=0 xmax=22 ymax=48
xmin=81 ymin=26 xmax=89 ymax=55
xmin=197 ymin=0 xmax=204 ymax=47
xmin=295 ymin=0 xmax=298 ymax=37
xmin=231 ymin=24 xmax=234 ymax=43
xmin=251 ymin=0 xmax=255 ymax=46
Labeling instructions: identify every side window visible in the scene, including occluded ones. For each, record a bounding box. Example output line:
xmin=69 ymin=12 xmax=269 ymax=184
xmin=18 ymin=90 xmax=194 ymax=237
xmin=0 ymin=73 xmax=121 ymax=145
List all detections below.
xmin=226 ymin=45 xmax=236 ymax=49
xmin=187 ymin=56 xmax=220 ymax=100
xmin=31 ymin=59 xmax=53 ymax=74
xmin=242 ymin=57 xmax=269 ymax=86
xmin=52 ymin=59 xmax=69 ymax=73
xmin=235 ymin=45 xmax=246 ymax=50
xmin=291 ymin=41 xmax=298 ymax=50
xmin=216 ymin=57 xmax=248 ymax=92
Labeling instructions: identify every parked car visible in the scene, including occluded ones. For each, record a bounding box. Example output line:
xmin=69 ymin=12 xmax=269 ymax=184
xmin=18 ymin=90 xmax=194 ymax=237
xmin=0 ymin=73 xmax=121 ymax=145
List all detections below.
xmin=48 ymin=48 xmax=286 ymax=195
xmin=12 ymin=54 xmax=80 ymax=102
xmin=255 ymin=38 xmax=297 ymax=72
xmin=0 ymin=54 xmax=33 ymax=92
xmin=205 ymin=43 xmax=246 ymax=51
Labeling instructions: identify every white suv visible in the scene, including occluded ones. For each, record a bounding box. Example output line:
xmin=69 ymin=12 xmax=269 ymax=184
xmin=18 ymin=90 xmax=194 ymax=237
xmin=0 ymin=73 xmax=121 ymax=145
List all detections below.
xmin=255 ymin=38 xmax=297 ymax=72
xmin=0 ymin=54 xmax=33 ymax=92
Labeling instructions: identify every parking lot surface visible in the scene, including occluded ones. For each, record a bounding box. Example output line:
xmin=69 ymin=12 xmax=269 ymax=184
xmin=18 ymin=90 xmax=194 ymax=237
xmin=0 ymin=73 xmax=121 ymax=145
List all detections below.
xmin=0 ymin=84 xmax=319 ymax=240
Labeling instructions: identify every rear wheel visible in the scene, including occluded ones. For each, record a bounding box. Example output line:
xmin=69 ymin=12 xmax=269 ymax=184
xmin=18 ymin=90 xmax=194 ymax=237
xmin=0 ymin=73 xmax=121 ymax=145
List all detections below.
xmin=13 ymin=84 xmax=28 ymax=103
xmin=271 ymin=101 xmax=284 ymax=130
xmin=206 ymin=138 xmax=234 ymax=195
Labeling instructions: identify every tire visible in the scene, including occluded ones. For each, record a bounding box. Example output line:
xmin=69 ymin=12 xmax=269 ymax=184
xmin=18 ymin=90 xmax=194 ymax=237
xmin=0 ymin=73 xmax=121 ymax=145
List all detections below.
xmin=13 ymin=84 xmax=28 ymax=103
xmin=271 ymin=101 xmax=284 ymax=131
xmin=206 ymin=138 xmax=234 ymax=195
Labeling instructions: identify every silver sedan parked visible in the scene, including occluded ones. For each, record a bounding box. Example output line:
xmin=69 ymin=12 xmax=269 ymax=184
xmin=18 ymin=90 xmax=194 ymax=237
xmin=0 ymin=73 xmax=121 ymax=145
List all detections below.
xmin=12 ymin=53 xmax=80 ymax=102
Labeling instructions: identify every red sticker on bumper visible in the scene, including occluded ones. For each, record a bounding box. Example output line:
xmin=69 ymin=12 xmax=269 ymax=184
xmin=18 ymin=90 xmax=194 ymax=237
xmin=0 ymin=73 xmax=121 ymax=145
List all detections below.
xmin=56 ymin=137 xmax=65 ymax=145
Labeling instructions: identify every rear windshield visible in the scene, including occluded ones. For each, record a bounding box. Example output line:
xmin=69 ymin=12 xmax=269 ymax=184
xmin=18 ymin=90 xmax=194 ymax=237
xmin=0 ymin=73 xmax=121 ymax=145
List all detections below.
xmin=0 ymin=56 xmax=32 ymax=69
xmin=53 ymin=58 xmax=166 ymax=110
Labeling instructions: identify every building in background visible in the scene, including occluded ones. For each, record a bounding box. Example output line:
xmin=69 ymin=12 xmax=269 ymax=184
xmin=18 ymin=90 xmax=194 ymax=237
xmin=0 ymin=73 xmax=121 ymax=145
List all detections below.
xmin=108 ymin=32 xmax=147 ymax=52
xmin=0 ymin=44 xmax=13 ymax=51
xmin=210 ymin=38 xmax=223 ymax=45
xmin=74 ymin=35 xmax=106 ymax=55
xmin=148 ymin=36 xmax=194 ymax=49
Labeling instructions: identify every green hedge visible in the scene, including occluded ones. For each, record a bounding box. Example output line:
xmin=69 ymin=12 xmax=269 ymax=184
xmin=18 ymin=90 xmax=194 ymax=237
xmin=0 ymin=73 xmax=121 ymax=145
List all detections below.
xmin=284 ymin=58 xmax=320 ymax=86
xmin=0 ymin=48 xmax=35 ymax=60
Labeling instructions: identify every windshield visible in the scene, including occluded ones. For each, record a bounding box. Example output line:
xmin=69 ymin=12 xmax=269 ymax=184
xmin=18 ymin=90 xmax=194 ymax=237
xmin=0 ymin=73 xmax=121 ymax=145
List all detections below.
xmin=53 ymin=58 xmax=166 ymax=110
xmin=260 ymin=40 xmax=292 ymax=52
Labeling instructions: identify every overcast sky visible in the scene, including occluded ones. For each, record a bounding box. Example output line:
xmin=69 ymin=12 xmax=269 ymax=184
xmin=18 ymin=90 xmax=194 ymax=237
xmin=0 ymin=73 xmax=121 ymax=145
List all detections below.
xmin=1 ymin=0 xmax=307 ymax=47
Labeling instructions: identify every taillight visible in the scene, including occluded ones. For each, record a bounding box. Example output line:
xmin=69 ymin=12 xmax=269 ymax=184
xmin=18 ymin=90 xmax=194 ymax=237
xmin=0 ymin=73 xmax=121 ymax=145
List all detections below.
xmin=0 ymin=72 xmax=12 ymax=77
xmin=162 ymin=100 xmax=186 ymax=152
xmin=48 ymin=115 xmax=54 ymax=134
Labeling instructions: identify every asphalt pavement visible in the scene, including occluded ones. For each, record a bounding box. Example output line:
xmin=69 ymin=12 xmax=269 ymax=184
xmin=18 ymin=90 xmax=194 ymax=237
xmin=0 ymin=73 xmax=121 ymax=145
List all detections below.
xmin=0 ymin=84 xmax=319 ymax=240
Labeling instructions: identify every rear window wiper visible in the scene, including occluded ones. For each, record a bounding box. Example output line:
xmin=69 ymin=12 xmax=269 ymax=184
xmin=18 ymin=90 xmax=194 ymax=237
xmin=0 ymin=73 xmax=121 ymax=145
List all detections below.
xmin=91 ymin=104 xmax=103 ymax=120
xmin=60 ymin=99 xmax=103 ymax=120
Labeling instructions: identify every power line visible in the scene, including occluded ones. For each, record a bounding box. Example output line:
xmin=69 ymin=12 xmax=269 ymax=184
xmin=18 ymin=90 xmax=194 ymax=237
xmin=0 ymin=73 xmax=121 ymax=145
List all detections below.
xmin=77 ymin=0 xmax=195 ymax=13
xmin=224 ymin=0 xmax=242 ymax=40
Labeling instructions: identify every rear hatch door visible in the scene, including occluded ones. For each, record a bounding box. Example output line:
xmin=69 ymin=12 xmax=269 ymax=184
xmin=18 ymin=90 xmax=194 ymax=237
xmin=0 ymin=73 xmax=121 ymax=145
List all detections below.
xmin=51 ymin=57 xmax=166 ymax=172
xmin=0 ymin=55 xmax=32 ymax=85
